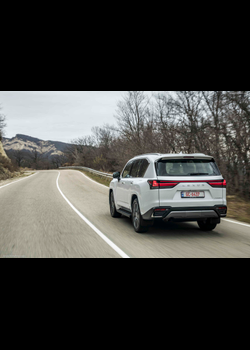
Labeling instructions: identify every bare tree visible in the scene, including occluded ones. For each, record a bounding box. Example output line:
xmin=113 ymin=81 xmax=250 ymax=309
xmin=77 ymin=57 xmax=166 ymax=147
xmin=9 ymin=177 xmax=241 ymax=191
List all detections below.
xmin=115 ymin=91 xmax=152 ymax=154
xmin=12 ymin=149 xmax=26 ymax=167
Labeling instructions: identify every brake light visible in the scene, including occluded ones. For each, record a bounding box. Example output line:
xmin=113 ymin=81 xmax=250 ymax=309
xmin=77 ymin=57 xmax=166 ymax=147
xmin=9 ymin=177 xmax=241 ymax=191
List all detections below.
xmin=148 ymin=179 xmax=227 ymax=189
xmin=148 ymin=180 xmax=159 ymax=189
xmin=207 ymin=180 xmax=227 ymax=188
xmin=148 ymin=180 xmax=178 ymax=189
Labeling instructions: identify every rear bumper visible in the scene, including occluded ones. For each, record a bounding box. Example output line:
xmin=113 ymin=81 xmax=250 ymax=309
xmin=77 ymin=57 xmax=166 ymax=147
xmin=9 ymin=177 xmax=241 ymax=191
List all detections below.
xmin=142 ymin=205 xmax=227 ymax=223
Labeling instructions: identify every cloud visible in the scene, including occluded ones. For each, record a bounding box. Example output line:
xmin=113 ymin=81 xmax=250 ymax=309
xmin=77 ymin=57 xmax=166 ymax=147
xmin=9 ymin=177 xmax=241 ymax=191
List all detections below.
xmin=0 ymin=91 xmax=124 ymax=142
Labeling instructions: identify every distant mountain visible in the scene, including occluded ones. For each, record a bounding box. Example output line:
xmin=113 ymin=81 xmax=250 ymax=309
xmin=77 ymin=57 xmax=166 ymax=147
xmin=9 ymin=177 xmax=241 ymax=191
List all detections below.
xmin=2 ymin=134 xmax=71 ymax=159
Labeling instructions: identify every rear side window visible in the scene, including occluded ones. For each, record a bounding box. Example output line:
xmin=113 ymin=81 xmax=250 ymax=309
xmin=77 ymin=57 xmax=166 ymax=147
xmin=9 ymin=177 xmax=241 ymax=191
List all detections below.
xmin=130 ymin=160 xmax=141 ymax=178
xmin=157 ymin=159 xmax=221 ymax=176
xmin=122 ymin=161 xmax=133 ymax=178
xmin=138 ymin=159 xmax=149 ymax=177
xmin=130 ymin=159 xmax=150 ymax=178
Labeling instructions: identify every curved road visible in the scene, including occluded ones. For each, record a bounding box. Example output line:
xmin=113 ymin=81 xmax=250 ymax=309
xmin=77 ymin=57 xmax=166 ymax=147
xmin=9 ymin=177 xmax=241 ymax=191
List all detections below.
xmin=0 ymin=169 xmax=250 ymax=258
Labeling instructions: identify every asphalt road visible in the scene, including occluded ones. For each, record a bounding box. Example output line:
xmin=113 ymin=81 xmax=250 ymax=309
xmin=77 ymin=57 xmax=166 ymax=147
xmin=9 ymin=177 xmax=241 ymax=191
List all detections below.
xmin=1 ymin=169 xmax=250 ymax=258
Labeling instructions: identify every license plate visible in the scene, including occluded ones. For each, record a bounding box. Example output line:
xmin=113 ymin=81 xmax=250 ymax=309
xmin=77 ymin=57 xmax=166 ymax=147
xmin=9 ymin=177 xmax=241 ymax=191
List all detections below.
xmin=181 ymin=191 xmax=205 ymax=198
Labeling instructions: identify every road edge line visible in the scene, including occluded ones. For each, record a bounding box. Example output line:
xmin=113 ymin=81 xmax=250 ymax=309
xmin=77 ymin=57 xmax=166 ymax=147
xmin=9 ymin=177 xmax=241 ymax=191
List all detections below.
xmin=61 ymin=169 xmax=109 ymax=189
xmin=0 ymin=172 xmax=37 ymax=190
xmin=222 ymin=218 xmax=250 ymax=228
xmin=56 ymin=171 xmax=130 ymax=259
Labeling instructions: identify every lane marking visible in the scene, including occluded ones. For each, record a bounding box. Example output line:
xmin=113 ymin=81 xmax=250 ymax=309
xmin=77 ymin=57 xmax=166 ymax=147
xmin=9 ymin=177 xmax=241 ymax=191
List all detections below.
xmin=61 ymin=169 xmax=109 ymax=189
xmin=56 ymin=171 xmax=130 ymax=259
xmin=0 ymin=172 xmax=37 ymax=190
xmin=222 ymin=218 xmax=250 ymax=228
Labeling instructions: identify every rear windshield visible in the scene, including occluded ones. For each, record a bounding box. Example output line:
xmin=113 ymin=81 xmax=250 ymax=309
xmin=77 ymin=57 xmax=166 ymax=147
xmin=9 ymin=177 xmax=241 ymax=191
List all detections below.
xmin=157 ymin=159 xmax=221 ymax=176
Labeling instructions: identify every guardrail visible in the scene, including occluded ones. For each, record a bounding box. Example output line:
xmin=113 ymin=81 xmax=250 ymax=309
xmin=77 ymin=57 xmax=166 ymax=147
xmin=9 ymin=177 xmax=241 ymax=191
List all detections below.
xmin=59 ymin=166 xmax=113 ymax=179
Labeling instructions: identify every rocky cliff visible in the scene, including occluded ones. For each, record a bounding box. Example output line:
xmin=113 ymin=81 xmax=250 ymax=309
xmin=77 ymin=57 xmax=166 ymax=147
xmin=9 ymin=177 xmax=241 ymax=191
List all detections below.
xmin=2 ymin=134 xmax=70 ymax=159
xmin=0 ymin=140 xmax=8 ymax=158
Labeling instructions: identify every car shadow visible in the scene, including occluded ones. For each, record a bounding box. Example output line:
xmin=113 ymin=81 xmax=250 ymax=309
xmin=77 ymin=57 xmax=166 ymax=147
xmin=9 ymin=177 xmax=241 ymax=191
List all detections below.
xmin=120 ymin=215 xmax=222 ymax=239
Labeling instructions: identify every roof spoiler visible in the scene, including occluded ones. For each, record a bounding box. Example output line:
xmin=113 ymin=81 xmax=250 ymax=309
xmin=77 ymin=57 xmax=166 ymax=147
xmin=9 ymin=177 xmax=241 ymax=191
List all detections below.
xmin=157 ymin=154 xmax=213 ymax=161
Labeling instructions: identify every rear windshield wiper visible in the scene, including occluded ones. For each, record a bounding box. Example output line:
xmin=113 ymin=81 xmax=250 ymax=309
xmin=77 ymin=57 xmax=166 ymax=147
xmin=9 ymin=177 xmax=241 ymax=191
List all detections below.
xmin=189 ymin=173 xmax=209 ymax=176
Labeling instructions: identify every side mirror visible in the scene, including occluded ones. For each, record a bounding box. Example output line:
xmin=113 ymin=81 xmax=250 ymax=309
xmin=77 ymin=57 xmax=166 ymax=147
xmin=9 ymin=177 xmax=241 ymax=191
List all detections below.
xmin=113 ymin=172 xmax=120 ymax=180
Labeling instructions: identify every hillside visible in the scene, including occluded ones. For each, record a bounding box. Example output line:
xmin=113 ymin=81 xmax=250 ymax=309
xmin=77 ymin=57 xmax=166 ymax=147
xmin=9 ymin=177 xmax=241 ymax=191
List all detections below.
xmin=2 ymin=134 xmax=70 ymax=159
xmin=0 ymin=140 xmax=18 ymax=181
xmin=0 ymin=140 xmax=8 ymax=158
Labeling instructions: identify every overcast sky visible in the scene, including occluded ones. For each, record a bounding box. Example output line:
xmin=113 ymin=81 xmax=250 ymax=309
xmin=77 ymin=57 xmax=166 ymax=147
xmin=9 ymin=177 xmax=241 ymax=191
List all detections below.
xmin=0 ymin=91 xmax=128 ymax=143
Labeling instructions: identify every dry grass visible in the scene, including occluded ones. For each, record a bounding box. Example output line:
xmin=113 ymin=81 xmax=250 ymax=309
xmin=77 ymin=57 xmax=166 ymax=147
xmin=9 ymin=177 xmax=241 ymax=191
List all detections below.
xmin=79 ymin=170 xmax=112 ymax=187
xmin=227 ymin=196 xmax=250 ymax=224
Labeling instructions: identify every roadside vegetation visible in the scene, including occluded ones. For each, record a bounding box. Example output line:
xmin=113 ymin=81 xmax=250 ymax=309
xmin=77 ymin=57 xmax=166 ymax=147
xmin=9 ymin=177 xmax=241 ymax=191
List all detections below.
xmin=0 ymin=154 xmax=19 ymax=181
xmin=0 ymin=154 xmax=33 ymax=182
xmin=227 ymin=196 xmax=250 ymax=224
xmin=79 ymin=170 xmax=112 ymax=187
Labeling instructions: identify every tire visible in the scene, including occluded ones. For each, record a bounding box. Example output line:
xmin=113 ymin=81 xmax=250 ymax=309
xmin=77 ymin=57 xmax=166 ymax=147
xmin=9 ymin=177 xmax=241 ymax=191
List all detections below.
xmin=110 ymin=191 xmax=121 ymax=218
xmin=132 ymin=198 xmax=149 ymax=233
xmin=198 ymin=220 xmax=217 ymax=231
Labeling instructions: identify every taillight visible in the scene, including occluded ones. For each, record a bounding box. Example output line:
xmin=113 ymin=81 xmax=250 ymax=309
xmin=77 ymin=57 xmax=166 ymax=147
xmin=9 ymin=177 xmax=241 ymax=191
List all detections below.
xmin=153 ymin=208 xmax=167 ymax=217
xmin=148 ymin=180 xmax=159 ymax=189
xmin=148 ymin=179 xmax=227 ymax=189
xmin=207 ymin=180 xmax=227 ymax=188
xmin=148 ymin=180 xmax=178 ymax=189
xmin=216 ymin=206 xmax=227 ymax=215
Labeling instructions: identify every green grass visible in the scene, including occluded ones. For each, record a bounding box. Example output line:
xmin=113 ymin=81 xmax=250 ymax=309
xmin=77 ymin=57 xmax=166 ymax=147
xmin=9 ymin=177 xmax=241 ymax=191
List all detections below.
xmin=77 ymin=170 xmax=250 ymax=225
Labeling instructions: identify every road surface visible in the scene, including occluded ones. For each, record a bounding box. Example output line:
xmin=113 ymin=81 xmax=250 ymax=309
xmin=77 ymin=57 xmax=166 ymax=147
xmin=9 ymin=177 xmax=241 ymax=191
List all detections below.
xmin=0 ymin=170 xmax=250 ymax=258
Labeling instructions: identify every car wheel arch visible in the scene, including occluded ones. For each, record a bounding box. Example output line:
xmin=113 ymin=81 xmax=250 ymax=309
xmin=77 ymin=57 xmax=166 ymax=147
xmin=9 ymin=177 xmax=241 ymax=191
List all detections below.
xmin=131 ymin=194 xmax=138 ymax=209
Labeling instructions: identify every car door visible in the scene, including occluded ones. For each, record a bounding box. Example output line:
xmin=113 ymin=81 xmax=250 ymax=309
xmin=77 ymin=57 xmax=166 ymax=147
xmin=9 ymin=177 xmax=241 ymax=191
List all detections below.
xmin=116 ymin=161 xmax=133 ymax=208
xmin=123 ymin=160 xmax=141 ymax=208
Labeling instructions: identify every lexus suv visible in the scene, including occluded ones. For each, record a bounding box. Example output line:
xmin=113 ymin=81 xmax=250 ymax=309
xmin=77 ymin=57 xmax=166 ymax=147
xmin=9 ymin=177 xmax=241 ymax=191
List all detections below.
xmin=109 ymin=153 xmax=227 ymax=233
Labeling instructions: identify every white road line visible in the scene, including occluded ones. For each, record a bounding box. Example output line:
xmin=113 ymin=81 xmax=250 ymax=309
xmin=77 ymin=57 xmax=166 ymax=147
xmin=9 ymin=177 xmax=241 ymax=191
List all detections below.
xmin=0 ymin=172 xmax=37 ymax=190
xmin=222 ymin=218 xmax=250 ymax=228
xmin=56 ymin=171 xmax=130 ymax=259
xmin=62 ymin=169 xmax=109 ymax=189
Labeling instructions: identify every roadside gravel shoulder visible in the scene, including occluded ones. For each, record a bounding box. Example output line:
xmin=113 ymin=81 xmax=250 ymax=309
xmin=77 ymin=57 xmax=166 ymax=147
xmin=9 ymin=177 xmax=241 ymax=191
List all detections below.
xmin=0 ymin=171 xmax=35 ymax=188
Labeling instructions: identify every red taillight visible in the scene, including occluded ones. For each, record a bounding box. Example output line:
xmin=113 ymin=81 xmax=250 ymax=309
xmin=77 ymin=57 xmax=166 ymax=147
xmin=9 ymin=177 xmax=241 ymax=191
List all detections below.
xmin=148 ymin=180 xmax=178 ymax=189
xmin=207 ymin=180 xmax=227 ymax=188
xmin=148 ymin=180 xmax=159 ymax=189
xmin=148 ymin=179 xmax=227 ymax=189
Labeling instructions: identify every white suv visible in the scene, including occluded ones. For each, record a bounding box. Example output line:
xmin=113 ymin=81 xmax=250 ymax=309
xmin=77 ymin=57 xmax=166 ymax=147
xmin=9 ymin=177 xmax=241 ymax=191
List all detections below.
xmin=109 ymin=153 xmax=227 ymax=233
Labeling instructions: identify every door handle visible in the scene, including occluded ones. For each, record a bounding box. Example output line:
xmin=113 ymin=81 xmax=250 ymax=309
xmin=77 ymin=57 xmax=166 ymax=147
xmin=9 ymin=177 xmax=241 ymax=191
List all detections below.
xmin=130 ymin=182 xmax=134 ymax=185
xmin=122 ymin=182 xmax=125 ymax=185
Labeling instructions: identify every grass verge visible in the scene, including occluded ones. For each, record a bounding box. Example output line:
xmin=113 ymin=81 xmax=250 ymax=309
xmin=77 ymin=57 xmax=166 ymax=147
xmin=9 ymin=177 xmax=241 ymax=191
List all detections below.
xmin=79 ymin=170 xmax=112 ymax=187
xmin=227 ymin=196 xmax=250 ymax=224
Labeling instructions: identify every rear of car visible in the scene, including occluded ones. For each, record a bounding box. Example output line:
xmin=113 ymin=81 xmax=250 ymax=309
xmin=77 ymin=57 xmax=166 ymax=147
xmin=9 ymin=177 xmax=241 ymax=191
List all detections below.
xmin=110 ymin=153 xmax=227 ymax=233
xmin=143 ymin=154 xmax=227 ymax=230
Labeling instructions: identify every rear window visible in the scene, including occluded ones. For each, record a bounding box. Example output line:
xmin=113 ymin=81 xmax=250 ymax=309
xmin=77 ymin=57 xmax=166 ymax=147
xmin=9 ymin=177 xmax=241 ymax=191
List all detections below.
xmin=157 ymin=159 xmax=221 ymax=177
